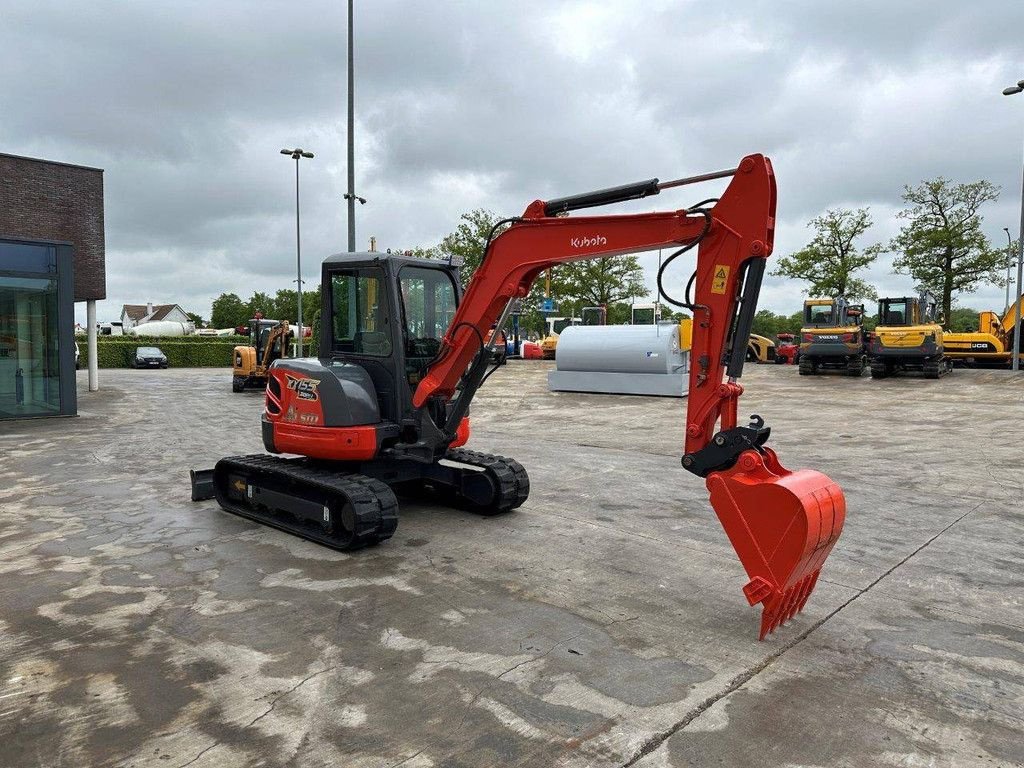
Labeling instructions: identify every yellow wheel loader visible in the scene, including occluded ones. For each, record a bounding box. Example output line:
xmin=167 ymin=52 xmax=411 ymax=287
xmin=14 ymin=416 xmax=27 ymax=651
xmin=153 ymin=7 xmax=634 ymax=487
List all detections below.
xmin=232 ymin=318 xmax=293 ymax=392
xmin=746 ymin=333 xmax=777 ymax=363
xmin=868 ymin=290 xmax=951 ymax=379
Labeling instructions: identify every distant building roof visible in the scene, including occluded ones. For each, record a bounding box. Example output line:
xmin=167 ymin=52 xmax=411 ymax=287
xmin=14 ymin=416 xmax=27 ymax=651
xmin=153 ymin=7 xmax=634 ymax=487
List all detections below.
xmin=122 ymin=304 xmax=183 ymax=322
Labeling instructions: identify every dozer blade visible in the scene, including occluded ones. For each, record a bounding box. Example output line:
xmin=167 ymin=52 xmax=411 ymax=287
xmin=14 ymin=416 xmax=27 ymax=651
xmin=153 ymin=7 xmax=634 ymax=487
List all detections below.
xmin=706 ymin=447 xmax=846 ymax=640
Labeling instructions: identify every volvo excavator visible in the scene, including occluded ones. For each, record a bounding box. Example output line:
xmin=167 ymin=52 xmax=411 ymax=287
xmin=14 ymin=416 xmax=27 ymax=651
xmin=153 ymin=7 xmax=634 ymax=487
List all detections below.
xmin=798 ymin=296 xmax=867 ymax=376
xmin=191 ymin=155 xmax=846 ymax=639
xmin=869 ymin=289 xmax=951 ymax=379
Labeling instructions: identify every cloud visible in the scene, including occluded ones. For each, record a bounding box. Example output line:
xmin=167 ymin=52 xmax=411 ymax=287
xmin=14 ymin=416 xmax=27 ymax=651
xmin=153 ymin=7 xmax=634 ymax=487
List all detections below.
xmin=0 ymin=0 xmax=1021 ymax=323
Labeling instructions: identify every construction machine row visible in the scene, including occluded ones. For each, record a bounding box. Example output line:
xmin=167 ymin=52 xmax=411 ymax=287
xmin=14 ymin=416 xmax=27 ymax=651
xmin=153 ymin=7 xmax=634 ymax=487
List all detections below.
xmin=796 ymin=289 xmax=1024 ymax=380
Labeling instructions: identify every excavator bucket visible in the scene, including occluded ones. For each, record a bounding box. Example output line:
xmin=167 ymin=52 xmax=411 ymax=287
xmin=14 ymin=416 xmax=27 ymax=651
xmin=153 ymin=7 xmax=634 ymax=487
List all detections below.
xmin=706 ymin=447 xmax=846 ymax=640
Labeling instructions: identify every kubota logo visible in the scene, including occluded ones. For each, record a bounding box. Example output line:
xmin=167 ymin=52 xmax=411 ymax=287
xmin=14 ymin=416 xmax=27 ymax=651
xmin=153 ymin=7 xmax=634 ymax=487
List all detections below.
xmin=570 ymin=235 xmax=607 ymax=248
xmin=285 ymin=374 xmax=321 ymax=401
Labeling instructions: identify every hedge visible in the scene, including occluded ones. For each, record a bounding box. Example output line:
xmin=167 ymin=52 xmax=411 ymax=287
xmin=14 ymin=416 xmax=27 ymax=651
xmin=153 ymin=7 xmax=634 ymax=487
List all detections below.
xmin=78 ymin=336 xmax=314 ymax=368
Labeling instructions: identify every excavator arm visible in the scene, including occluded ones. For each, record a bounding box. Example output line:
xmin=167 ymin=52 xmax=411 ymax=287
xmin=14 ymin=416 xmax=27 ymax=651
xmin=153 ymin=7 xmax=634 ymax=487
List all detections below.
xmin=414 ymin=154 xmax=846 ymax=638
xmin=259 ymin=320 xmax=292 ymax=370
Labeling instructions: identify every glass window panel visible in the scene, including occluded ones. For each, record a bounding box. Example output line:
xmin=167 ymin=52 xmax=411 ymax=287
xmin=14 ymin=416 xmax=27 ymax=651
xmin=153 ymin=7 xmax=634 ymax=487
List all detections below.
xmin=399 ymin=266 xmax=457 ymax=384
xmin=0 ymin=242 xmax=56 ymax=274
xmin=0 ymin=273 xmax=61 ymax=417
xmin=330 ymin=270 xmax=391 ymax=356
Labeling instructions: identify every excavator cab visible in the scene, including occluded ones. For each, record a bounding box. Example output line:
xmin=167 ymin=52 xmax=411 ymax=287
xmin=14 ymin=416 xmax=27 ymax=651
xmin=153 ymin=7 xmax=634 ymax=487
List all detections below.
xmin=319 ymin=253 xmax=462 ymax=423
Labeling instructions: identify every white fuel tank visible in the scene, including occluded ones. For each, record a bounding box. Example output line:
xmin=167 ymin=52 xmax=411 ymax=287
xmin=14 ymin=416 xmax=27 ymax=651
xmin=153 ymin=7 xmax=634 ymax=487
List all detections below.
xmin=548 ymin=322 xmax=689 ymax=397
xmin=128 ymin=321 xmax=195 ymax=337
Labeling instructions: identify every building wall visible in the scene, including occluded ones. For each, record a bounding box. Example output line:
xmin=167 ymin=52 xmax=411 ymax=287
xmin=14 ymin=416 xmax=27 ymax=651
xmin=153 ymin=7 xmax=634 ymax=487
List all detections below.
xmin=0 ymin=153 xmax=105 ymax=301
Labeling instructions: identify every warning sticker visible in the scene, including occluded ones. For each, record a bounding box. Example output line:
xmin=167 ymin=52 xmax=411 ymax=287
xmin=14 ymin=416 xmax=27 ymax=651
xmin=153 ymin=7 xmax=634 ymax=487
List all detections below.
xmin=711 ymin=265 xmax=730 ymax=294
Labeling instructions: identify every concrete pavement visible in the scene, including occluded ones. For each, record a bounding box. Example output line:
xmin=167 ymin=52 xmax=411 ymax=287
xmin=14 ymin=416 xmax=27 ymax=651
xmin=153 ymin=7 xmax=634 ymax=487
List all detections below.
xmin=0 ymin=363 xmax=1021 ymax=767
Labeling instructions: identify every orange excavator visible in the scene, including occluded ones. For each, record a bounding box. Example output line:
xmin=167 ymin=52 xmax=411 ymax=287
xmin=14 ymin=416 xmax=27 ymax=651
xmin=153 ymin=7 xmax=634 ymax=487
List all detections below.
xmin=192 ymin=154 xmax=846 ymax=639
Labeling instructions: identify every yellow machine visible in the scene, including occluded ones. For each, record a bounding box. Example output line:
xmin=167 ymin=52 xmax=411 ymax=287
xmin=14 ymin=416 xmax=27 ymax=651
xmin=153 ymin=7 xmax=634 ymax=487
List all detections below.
xmin=539 ymin=316 xmax=581 ymax=360
xmin=232 ymin=318 xmax=293 ymax=392
xmin=868 ymin=290 xmax=950 ymax=379
xmin=798 ymin=297 xmax=867 ymax=376
xmin=746 ymin=333 xmax=777 ymax=363
xmin=943 ymin=294 xmax=1024 ymax=366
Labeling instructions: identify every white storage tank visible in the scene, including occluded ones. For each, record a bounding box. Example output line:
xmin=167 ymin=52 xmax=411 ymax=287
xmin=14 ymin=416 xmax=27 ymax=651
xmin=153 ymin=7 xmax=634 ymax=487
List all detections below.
xmin=127 ymin=320 xmax=194 ymax=337
xmin=548 ymin=321 xmax=690 ymax=397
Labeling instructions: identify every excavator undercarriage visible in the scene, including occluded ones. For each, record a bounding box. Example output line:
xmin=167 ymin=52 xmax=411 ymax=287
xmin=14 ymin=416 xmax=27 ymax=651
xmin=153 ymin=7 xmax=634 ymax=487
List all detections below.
xmin=192 ymin=154 xmax=846 ymax=639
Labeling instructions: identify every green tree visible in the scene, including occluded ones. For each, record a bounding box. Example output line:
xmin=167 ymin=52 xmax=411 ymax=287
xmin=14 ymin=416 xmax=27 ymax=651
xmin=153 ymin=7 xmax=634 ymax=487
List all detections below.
xmin=186 ymin=311 xmax=205 ymax=327
xmin=549 ymin=256 xmax=647 ymax=309
xmin=210 ymin=292 xmax=248 ymax=329
xmin=246 ymin=292 xmax=274 ymax=319
xmin=773 ymin=208 xmax=881 ymax=301
xmin=889 ymin=178 xmax=1004 ymax=327
xmin=437 ymin=209 xmax=510 ymax=288
xmin=751 ymin=309 xmax=786 ymax=339
xmin=273 ymin=289 xmax=298 ymax=323
xmin=302 ymin=286 xmax=321 ymax=328
xmin=947 ymin=306 xmax=980 ymax=332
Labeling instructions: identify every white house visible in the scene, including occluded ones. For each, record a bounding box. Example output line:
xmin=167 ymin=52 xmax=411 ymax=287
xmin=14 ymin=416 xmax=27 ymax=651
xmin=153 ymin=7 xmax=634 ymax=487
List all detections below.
xmin=121 ymin=302 xmax=191 ymax=330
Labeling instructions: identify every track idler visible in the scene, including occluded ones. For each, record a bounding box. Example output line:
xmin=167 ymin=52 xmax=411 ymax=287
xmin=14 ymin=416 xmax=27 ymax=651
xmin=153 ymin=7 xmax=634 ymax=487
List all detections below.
xmin=706 ymin=447 xmax=846 ymax=640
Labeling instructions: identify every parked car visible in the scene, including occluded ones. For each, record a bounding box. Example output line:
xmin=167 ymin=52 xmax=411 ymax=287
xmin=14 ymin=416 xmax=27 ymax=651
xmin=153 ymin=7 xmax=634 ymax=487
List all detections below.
xmin=132 ymin=346 xmax=168 ymax=369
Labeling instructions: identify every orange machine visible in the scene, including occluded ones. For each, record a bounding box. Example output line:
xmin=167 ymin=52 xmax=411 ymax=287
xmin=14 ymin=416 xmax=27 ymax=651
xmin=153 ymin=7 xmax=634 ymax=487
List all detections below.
xmin=195 ymin=155 xmax=845 ymax=639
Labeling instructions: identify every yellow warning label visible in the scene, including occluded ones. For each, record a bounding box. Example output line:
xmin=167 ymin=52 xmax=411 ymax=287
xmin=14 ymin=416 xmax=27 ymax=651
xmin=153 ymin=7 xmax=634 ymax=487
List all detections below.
xmin=711 ymin=265 xmax=730 ymax=294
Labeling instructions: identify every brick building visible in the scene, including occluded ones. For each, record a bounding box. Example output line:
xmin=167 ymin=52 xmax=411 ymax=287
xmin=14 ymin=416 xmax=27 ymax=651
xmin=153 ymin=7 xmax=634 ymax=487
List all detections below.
xmin=0 ymin=153 xmax=106 ymax=418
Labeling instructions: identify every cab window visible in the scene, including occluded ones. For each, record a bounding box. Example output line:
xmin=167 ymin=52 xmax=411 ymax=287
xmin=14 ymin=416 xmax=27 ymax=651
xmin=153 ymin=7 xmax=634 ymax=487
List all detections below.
xmin=881 ymin=300 xmax=909 ymax=326
xmin=399 ymin=266 xmax=457 ymax=383
xmin=805 ymin=303 xmax=834 ymax=324
xmin=331 ymin=269 xmax=391 ymax=356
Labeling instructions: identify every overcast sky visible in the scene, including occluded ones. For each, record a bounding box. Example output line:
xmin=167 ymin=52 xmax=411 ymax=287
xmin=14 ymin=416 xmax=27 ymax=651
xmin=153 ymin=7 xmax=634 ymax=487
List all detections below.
xmin=2 ymin=0 xmax=1023 ymax=324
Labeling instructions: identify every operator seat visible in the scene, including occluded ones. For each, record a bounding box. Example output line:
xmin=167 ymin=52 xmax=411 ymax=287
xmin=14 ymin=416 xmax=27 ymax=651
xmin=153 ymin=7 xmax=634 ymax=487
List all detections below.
xmin=354 ymin=331 xmax=391 ymax=356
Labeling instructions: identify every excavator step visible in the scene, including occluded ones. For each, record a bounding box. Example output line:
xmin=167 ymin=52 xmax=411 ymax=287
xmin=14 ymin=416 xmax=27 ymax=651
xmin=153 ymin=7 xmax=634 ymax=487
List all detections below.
xmin=210 ymin=454 xmax=398 ymax=551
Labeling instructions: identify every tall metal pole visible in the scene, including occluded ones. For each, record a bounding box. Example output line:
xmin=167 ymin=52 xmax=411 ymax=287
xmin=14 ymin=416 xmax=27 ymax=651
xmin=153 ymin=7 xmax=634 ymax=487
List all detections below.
xmin=1004 ymin=228 xmax=1013 ymax=316
xmin=1013 ymin=157 xmax=1024 ymax=371
xmin=346 ymin=0 xmax=356 ymax=252
xmin=282 ymin=148 xmax=313 ymax=355
xmin=1002 ymin=79 xmax=1024 ymax=371
xmin=295 ymin=156 xmax=303 ymax=356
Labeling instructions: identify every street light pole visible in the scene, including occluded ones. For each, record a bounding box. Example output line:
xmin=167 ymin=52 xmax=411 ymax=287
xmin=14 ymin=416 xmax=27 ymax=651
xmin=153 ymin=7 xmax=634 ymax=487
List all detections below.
xmin=281 ymin=148 xmax=314 ymax=356
xmin=1003 ymin=80 xmax=1024 ymax=371
xmin=346 ymin=0 xmax=356 ymax=252
xmin=1003 ymin=227 xmax=1013 ymax=316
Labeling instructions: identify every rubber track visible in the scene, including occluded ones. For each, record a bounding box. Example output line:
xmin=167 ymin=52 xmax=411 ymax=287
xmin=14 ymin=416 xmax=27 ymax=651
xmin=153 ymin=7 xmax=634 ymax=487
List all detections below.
xmin=214 ymin=454 xmax=398 ymax=550
xmin=869 ymin=359 xmax=888 ymax=379
xmin=923 ymin=357 xmax=950 ymax=379
xmin=798 ymin=357 xmax=815 ymax=376
xmin=445 ymin=448 xmax=530 ymax=514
